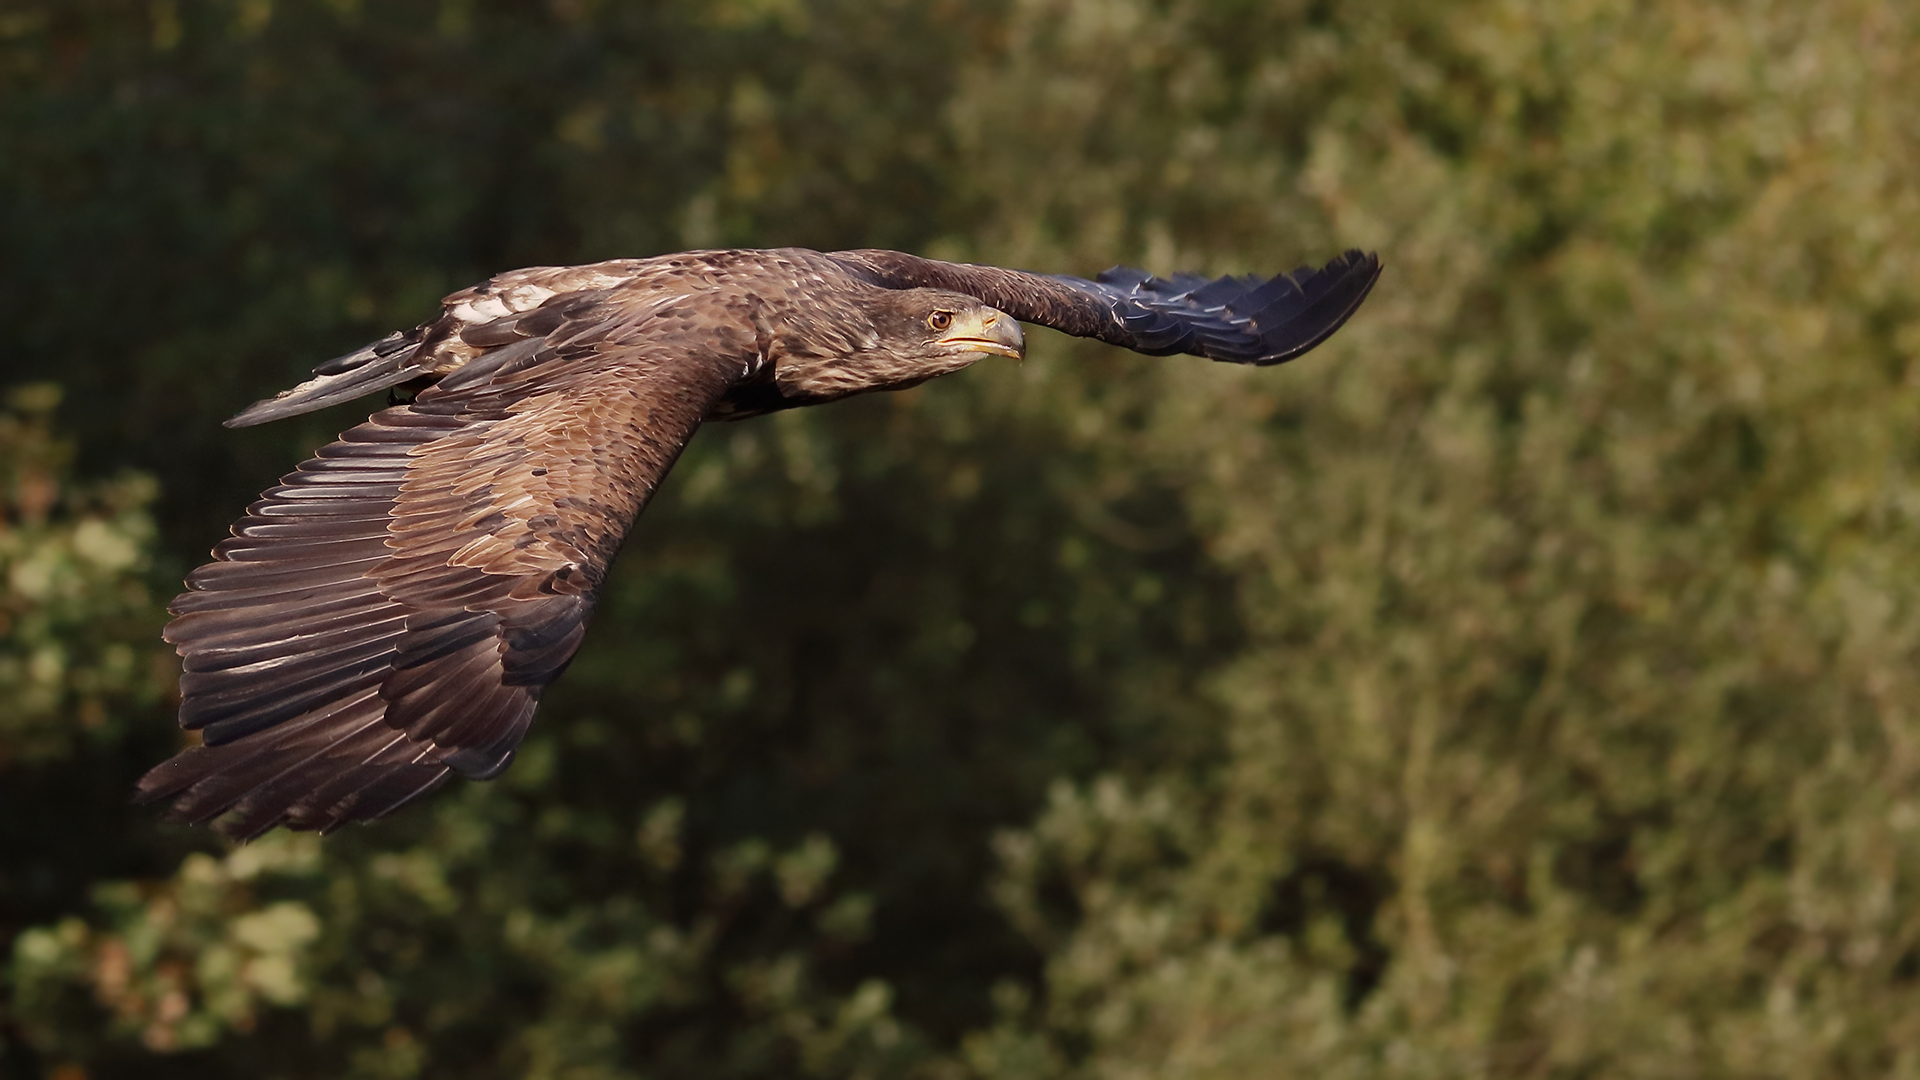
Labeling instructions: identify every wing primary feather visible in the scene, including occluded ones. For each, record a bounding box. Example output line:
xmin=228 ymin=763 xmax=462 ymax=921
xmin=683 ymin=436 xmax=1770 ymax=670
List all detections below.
xmin=138 ymin=692 xmax=384 ymax=816
xmin=316 ymin=766 xmax=456 ymax=833
xmin=226 ymin=354 xmax=433 ymax=428
xmin=308 ymin=332 xmax=414 ymax=376
xmin=183 ymin=612 xmax=411 ymax=674
xmin=238 ymin=730 xmax=421 ymax=839
xmin=183 ymin=647 xmax=395 ymax=742
xmin=280 ymin=732 xmax=428 ymax=828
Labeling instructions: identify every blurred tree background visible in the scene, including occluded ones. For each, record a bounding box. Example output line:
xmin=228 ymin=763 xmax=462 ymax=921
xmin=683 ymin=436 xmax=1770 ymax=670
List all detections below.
xmin=4 ymin=0 xmax=1919 ymax=1076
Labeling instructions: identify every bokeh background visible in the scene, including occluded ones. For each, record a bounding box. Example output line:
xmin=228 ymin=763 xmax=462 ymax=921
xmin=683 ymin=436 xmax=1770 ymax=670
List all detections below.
xmin=5 ymin=1 xmax=1920 ymax=1076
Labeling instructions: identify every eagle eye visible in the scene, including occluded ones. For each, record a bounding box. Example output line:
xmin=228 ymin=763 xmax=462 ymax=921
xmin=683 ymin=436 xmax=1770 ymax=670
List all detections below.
xmin=927 ymin=310 xmax=955 ymax=332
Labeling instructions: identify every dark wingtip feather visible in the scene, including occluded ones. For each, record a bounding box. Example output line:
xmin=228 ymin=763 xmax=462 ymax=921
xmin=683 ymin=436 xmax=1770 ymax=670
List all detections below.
xmin=132 ymin=748 xmax=210 ymax=806
xmin=1078 ymin=249 xmax=1381 ymax=366
xmin=1241 ymin=249 xmax=1382 ymax=366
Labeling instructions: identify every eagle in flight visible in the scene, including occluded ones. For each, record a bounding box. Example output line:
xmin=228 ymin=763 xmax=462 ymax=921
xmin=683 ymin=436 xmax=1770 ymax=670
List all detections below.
xmin=139 ymin=246 xmax=1382 ymax=838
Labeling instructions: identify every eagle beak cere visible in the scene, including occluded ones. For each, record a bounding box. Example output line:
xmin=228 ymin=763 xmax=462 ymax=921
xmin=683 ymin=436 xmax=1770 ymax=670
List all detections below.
xmin=939 ymin=309 xmax=1025 ymax=359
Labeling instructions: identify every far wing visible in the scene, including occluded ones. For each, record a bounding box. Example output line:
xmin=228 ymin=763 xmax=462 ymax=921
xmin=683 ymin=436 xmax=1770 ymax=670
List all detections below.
xmin=828 ymin=248 xmax=1381 ymax=366
xmin=139 ymin=295 xmax=740 ymax=839
xmin=221 ymin=261 xmax=654 ymax=429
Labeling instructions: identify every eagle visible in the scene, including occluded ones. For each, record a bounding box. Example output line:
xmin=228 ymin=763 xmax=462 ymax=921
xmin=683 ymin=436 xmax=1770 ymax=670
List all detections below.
xmin=139 ymin=246 xmax=1382 ymax=839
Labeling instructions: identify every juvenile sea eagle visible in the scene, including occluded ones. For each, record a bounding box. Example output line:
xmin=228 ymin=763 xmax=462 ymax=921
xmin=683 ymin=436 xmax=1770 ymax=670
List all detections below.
xmin=141 ymin=246 xmax=1381 ymax=838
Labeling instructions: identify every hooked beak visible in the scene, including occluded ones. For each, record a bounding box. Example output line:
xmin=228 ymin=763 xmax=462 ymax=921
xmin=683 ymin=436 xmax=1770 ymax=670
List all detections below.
xmin=937 ymin=308 xmax=1025 ymax=359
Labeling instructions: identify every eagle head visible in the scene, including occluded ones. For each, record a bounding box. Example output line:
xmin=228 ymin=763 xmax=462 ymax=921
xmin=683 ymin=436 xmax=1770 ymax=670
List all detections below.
xmin=771 ymin=288 xmax=1025 ymax=403
xmin=876 ymin=288 xmax=1024 ymax=366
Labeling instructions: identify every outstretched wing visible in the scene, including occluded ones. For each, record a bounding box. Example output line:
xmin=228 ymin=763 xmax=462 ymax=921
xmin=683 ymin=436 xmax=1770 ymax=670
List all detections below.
xmin=828 ymin=248 xmax=1381 ymax=366
xmin=221 ymin=261 xmax=656 ymax=429
xmin=139 ymin=292 xmax=741 ymax=839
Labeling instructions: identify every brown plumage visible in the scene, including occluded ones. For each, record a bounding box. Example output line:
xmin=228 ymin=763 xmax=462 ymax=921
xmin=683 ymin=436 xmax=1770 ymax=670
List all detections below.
xmin=140 ymin=246 xmax=1381 ymax=839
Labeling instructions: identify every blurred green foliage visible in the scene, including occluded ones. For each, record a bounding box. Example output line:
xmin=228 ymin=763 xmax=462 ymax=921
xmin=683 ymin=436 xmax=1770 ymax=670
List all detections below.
xmin=0 ymin=385 xmax=163 ymax=766
xmin=4 ymin=0 xmax=1919 ymax=1077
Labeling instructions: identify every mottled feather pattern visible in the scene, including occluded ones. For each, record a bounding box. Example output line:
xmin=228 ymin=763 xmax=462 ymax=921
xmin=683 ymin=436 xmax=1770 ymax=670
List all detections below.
xmin=143 ymin=246 xmax=1378 ymax=837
